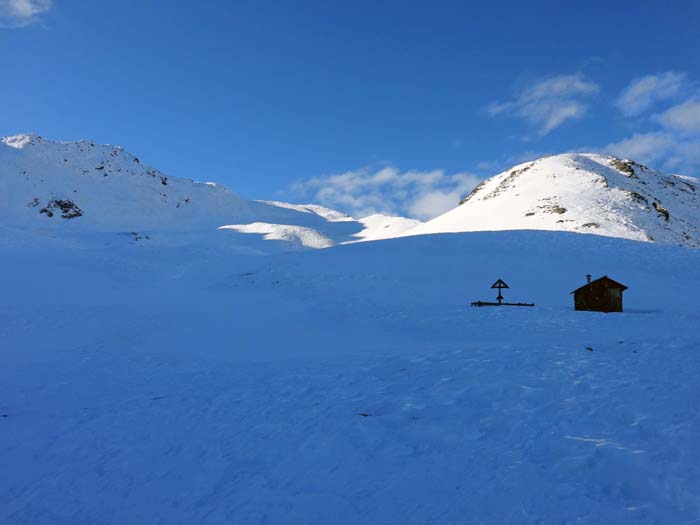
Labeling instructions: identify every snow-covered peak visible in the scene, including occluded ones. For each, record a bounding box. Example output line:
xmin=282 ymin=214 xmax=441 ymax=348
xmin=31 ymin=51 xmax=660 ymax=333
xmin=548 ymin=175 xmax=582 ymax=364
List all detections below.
xmin=0 ymin=133 xmax=253 ymax=232
xmin=406 ymin=153 xmax=700 ymax=247
xmin=1 ymin=134 xmax=38 ymax=149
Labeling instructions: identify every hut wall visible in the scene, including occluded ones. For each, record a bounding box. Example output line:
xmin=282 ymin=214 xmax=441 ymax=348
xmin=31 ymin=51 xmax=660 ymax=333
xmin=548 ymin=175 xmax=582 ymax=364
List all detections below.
xmin=573 ymin=283 xmax=623 ymax=312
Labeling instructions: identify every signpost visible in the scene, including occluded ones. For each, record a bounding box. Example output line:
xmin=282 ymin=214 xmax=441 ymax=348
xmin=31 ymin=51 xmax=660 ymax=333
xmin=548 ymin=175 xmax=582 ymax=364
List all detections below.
xmin=471 ymin=278 xmax=534 ymax=307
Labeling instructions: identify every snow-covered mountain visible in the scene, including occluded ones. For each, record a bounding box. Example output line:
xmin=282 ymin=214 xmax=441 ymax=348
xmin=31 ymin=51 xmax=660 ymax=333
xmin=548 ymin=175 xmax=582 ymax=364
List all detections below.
xmin=0 ymin=134 xmax=420 ymax=249
xmin=406 ymin=153 xmax=700 ymax=247
xmin=5 ymin=136 xmax=700 ymax=250
xmin=0 ymin=134 xmax=253 ymax=231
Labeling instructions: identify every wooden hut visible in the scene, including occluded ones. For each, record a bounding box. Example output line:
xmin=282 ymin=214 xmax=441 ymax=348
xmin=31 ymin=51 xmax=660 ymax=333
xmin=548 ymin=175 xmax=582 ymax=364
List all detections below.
xmin=571 ymin=275 xmax=628 ymax=313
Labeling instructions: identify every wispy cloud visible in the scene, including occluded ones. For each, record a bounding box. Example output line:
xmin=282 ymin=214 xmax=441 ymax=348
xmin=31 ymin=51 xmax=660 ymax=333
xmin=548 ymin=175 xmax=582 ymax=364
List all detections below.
xmin=615 ymin=72 xmax=687 ymax=116
xmin=664 ymin=141 xmax=700 ymax=172
xmin=655 ymin=98 xmax=700 ymax=134
xmin=602 ymin=132 xmax=677 ymax=164
xmin=0 ymin=0 xmax=51 ymax=28
xmin=290 ymin=166 xmax=481 ymax=220
xmin=599 ymin=72 xmax=700 ymax=174
xmin=487 ymin=74 xmax=599 ymax=135
xmin=601 ymin=127 xmax=700 ymax=174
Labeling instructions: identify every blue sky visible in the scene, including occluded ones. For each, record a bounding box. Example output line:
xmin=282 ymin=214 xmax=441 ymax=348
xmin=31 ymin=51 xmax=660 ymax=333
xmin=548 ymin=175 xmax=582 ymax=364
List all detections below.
xmin=2 ymin=0 xmax=700 ymax=218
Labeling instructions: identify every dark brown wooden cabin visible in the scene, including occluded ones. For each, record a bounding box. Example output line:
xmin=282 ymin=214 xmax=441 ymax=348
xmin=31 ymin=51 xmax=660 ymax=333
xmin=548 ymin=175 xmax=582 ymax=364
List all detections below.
xmin=571 ymin=275 xmax=628 ymax=313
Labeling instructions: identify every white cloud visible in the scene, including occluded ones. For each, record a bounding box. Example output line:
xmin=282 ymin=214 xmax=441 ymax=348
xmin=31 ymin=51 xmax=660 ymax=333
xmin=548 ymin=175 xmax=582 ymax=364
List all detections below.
xmin=291 ymin=167 xmax=481 ymax=220
xmin=655 ymin=98 xmax=700 ymax=134
xmin=408 ymin=189 xmax=465 ymax=219
xmin=601 ymin=131 xmax=700 ymax=174
xmin=664 ymin=141 xmax=700 ymax=171
xmin=602 ymin=132 xmax=676 ymax=164
xmin=615 ymin=72 xmax=687 ymax=116
xmin=601 ymin=71 xmax=700 ymax=174
xmin=0 ymin=0 xmax=51 ymax=27
xmin=487 ymin=74 xmax=599 ymax=135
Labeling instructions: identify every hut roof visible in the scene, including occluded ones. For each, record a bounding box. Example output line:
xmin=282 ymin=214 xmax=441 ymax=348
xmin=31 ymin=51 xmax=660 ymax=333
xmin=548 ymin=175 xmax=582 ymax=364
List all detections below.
xmin=570 ymin=275 xmax=629 ymax=294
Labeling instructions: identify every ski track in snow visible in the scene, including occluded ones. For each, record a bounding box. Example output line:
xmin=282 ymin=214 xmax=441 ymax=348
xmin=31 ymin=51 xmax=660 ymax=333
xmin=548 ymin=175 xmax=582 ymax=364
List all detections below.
xmin=2 ymin=230 xmax=700 ymax=523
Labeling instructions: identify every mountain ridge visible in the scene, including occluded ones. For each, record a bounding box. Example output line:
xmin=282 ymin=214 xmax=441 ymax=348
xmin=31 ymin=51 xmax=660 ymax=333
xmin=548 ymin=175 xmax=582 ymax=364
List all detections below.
xmin=3 ymin=135 xmax=699 ymax=249
xmin=405 ymin=153 xmax=700 ymax=247
xmin=0 ymin=134 xmax=421 ymax=250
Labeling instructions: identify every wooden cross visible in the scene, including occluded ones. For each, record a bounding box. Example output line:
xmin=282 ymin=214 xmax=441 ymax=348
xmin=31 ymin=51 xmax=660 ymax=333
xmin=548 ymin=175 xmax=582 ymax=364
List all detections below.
xmin=491 ymin=278 xmax=509 ymax=304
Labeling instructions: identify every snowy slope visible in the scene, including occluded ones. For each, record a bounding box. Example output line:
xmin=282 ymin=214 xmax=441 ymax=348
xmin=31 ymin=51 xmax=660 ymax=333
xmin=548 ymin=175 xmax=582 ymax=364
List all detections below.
xmin=352 ymin=213 xmax=423 ymax=241
xmin=219 ymin=222 xmax=336 ymax=249
xmin=0 ymin=134 xmax=253 ymax=231
xmin=228 ymin=201 xmax=422 ymax=246
xmin=407 ymin=154 xmax=700 ymax=247
xmin=3 ymin=229 xmax=700 ymax=523
xmin=0 ymin=134 xmax=421 ymax=249
xmin=255 ymin=200 xmax=356 ymax=222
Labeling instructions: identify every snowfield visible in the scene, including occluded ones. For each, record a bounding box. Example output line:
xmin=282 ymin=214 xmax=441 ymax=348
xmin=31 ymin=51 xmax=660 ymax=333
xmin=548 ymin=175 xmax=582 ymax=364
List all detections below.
xmin=3 ymin=229 xmax=700 ymax=524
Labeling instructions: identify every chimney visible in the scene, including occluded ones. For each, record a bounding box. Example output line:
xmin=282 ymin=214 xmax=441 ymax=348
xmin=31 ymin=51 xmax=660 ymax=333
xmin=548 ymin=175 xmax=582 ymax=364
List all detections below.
xmin=586 ymin=274 xmax=591 ymax=284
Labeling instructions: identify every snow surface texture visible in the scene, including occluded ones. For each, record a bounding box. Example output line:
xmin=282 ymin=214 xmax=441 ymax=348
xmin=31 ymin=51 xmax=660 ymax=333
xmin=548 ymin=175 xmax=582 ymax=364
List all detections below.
xmin=3 ymin=228 xmax=700 ymax=524
xmin=407 ymin=154 xmax=700 ymax=247
xmin=0 ymin=135 xmax=420 ymax=250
